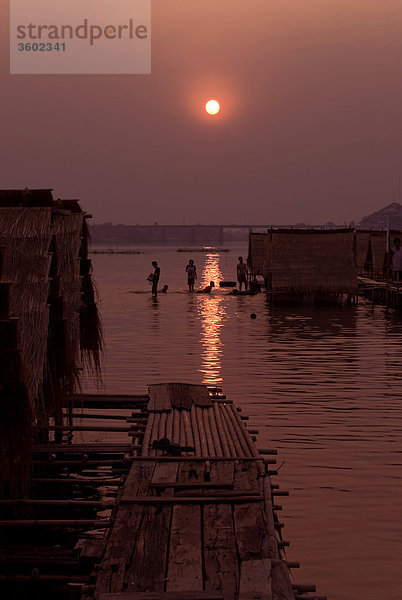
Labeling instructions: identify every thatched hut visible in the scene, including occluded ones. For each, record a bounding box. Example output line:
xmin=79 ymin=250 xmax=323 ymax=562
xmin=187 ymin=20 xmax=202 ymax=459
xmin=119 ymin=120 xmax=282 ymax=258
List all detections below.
xmin=0 ymin=190 xmax=102 ymax=497
xmin=254 ymin=229 xmax=357 ymax=300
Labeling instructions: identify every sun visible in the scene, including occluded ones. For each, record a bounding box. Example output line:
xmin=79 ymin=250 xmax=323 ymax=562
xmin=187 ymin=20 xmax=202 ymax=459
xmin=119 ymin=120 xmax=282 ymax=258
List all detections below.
xmin=205 ymin=99 xmax=220 ymax=115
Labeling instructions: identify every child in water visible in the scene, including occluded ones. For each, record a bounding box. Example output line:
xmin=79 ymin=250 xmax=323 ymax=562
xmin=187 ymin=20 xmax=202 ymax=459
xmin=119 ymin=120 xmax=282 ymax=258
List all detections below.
xmin=186 ymin=259 xmax=197 ymax=291
xmin=197 ymin=281 xmax=215 ymax=294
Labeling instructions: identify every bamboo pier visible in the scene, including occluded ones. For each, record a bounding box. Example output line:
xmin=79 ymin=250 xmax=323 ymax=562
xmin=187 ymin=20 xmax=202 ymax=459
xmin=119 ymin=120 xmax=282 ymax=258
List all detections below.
xmin=358 ymin=275 xmax=402 ymax=310
xmin=0 ymin=384 xmax=326 ymax=600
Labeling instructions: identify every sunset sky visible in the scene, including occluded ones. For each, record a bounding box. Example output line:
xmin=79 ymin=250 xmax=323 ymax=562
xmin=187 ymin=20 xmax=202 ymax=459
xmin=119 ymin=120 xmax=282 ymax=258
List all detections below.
xmin=1 ymin=0 xmax=402 ymax=225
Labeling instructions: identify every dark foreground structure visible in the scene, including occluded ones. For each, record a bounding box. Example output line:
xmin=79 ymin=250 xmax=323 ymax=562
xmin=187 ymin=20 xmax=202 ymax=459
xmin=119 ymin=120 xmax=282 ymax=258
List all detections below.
xmin=0 ymin=384 xmax=325 ymax=600
xmin=0 ymin=193 xmax=324 ymax=599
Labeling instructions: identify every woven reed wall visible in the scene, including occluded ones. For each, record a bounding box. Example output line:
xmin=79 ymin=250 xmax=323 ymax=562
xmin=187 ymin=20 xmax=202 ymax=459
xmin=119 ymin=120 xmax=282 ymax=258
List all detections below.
xmin=248 ymin=233 xmax=266 ymax=276
xmin=0 ymin=208 xmax=52 ymax=401
xmin=268 ymin=230 xmax=358 ymax=295
xmin=354 ymin=232 xmax=370 ymax=271
xmin=0 ymin=207 xmax=53 ymax=496
xmin=368 ymin=232 xmax=387 ymax=278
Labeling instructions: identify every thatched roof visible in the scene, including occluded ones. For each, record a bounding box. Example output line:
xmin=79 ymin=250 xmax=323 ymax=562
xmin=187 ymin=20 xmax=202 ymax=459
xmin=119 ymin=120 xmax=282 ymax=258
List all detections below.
xmin=264 ymin=229 xmax=357 ymax=296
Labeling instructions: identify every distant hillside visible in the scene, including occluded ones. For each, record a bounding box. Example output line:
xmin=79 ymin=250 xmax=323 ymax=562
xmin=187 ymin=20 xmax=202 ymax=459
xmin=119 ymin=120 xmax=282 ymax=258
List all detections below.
xmin=359 ymin=203 xmax=402 ymax=228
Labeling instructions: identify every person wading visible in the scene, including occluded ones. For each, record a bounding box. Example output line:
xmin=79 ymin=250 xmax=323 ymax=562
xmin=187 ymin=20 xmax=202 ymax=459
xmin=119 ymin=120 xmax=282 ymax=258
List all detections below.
xmin=237 ymin=256 xmax=248 ymax=291
xmin=186 ymin=259 xmax=197 ymax=291
xmin=151 ymin=261 xmax=160 ymax=296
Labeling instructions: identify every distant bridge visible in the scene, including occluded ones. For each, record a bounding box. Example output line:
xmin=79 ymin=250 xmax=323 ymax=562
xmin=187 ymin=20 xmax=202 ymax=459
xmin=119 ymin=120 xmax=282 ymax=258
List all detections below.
xmin=90 ymin=223 xmax=274 ymax=246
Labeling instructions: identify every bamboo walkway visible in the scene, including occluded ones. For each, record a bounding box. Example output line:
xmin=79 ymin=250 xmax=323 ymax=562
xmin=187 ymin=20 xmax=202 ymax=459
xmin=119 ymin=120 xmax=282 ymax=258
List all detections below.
xmin=358 ymin=275 xmax=402 ymax=309
xmin=0 ymin=385 xmax=325 ymax=600
xmin=87 ymin=384 xmax=321 ymax=600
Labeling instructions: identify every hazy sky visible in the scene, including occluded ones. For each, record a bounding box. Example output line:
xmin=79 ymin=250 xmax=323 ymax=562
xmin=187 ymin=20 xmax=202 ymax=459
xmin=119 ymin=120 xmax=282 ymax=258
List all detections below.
xmin=1 ymin=0 xmax=402 ymax=224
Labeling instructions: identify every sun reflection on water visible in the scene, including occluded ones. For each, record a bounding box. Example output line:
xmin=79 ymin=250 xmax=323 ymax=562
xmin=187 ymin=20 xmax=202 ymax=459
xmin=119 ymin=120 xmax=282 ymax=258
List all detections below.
xmin=197 ymin=253 xmax=226 ymax=385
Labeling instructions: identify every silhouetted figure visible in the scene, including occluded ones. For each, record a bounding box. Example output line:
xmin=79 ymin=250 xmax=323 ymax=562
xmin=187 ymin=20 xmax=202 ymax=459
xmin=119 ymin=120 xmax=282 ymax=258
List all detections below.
xmin=151 ymin=437 xmax=195 ymax=456
xmin=151 ymin=261 xmax=160 ymax=295
xmin=197 ymin=281 xmax=215 ymax=294
xmin=391 ymin=238 xmax=402 ymax=282
xmin=249 ymin=277 xmax=261 ymax=293
xmin=158 ymin=284 xmax=169 ymax=293
xmin=186 ymin=259 xmax=197 ymax=291
xmin=237 ymin=256 xmax=248 ymax=291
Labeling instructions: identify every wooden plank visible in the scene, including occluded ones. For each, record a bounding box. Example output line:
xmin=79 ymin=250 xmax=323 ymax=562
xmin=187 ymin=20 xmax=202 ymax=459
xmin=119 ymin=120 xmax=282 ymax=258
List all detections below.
xmin=166 ymin=504 xmax=203 ymax=591
xmin=261 ymin=476 xmax=279 ymax=559
xmin=166 ymin=461 xmax=205 ymax=591
xmin=125 ymin=461 xmax=179 ymax=592
xmin=203 ymin=462 xmax=239 ymax=599
xmin=271 ymin=560 xmax=293 ymax=600
xmin=168 ymin=383 xmax=193 ymax=411
xmin=148 ymin=384 xmax=172 ymax=412
xmin=167 ymin=383 xmax=212 ymax=409
xmin=100 ymin=593 xmax=224 ymax=600
xmin=95 ymin=461 xmax=156 ymax=596
xmin=127 ymin=457 xmax=267 ymax=462
xmin=234 ymin=463 xmax=267 ymax=560
xmin=238 ymin=559 xmax=272 ymax=600
xmin=188 ymin=384 xmax=213 ymax=407
xmin=149 ymin=482 xmax=233 ymax=490
xmin=121 ymin=496 xmax=263 ymax=505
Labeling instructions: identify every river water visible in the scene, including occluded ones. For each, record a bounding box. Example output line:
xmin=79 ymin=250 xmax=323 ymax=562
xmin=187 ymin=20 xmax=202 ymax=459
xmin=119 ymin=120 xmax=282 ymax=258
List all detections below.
xmin=84 ymin=244 xmax=402 ymax=600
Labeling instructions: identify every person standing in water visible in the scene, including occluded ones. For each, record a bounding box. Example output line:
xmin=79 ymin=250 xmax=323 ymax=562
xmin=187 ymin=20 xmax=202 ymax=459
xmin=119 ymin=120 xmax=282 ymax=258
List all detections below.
xmin=391 ymin=238 xmax=402 ymax=282
xmin=186 ymin=259 xmax=197 ymax=291
xmin=237 ymin=256 xmax=248 ymax=291
xmin=151 ymin=261 xmax=160 ymax=295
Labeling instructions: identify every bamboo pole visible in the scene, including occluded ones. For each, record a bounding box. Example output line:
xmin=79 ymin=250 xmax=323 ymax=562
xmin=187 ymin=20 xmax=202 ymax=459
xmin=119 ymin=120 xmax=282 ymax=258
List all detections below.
xmin=219 ymin=405 xmax=245 ymax=456
xmin=32 ymin=459 xmax=129 ymax=467
xmin=140 ymin=412 xmax=155 ymax=457
xmin=29 ymin=478 xmax=124 ymax=486
xmin=207 ymin=407 xmax=223 ymax=457
xmin=172 ymin=409 xmax=181 ymax=446
xmin=41 ymin=425 xmax=133 ymax=433
xmin=212 ymin=401 xmax=230 ymax=456
xmin=148 ymin=412 xmax=161 ymax=456
xmin=62 ymin=412 xmax=130 ymax=421
xmin=217 ymin=404 xmax=237 ymax=456
xmin=165 ymin=410 xmax=173 ymax=442
xmin=190 ymin=406 xmax=202 ymax=455
xmin=0 ymin=574 xmax=92 ymax=583
xmin=0 ymin=519 xmax=111 ymax=527
xmin=195 ymin=407 xmax=209 ymax=456
xmin=182 ymin=410 xmax=194 ymax=449
xmin=31 ymin=444 xmax=131 ymax=453
xmin=0 ymin=499 xmax=114 ymax=508
xmin=202 ymin=407 xmax=216 ymax=457
xmin=225 ymin=405 xmax=253 ymax=456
